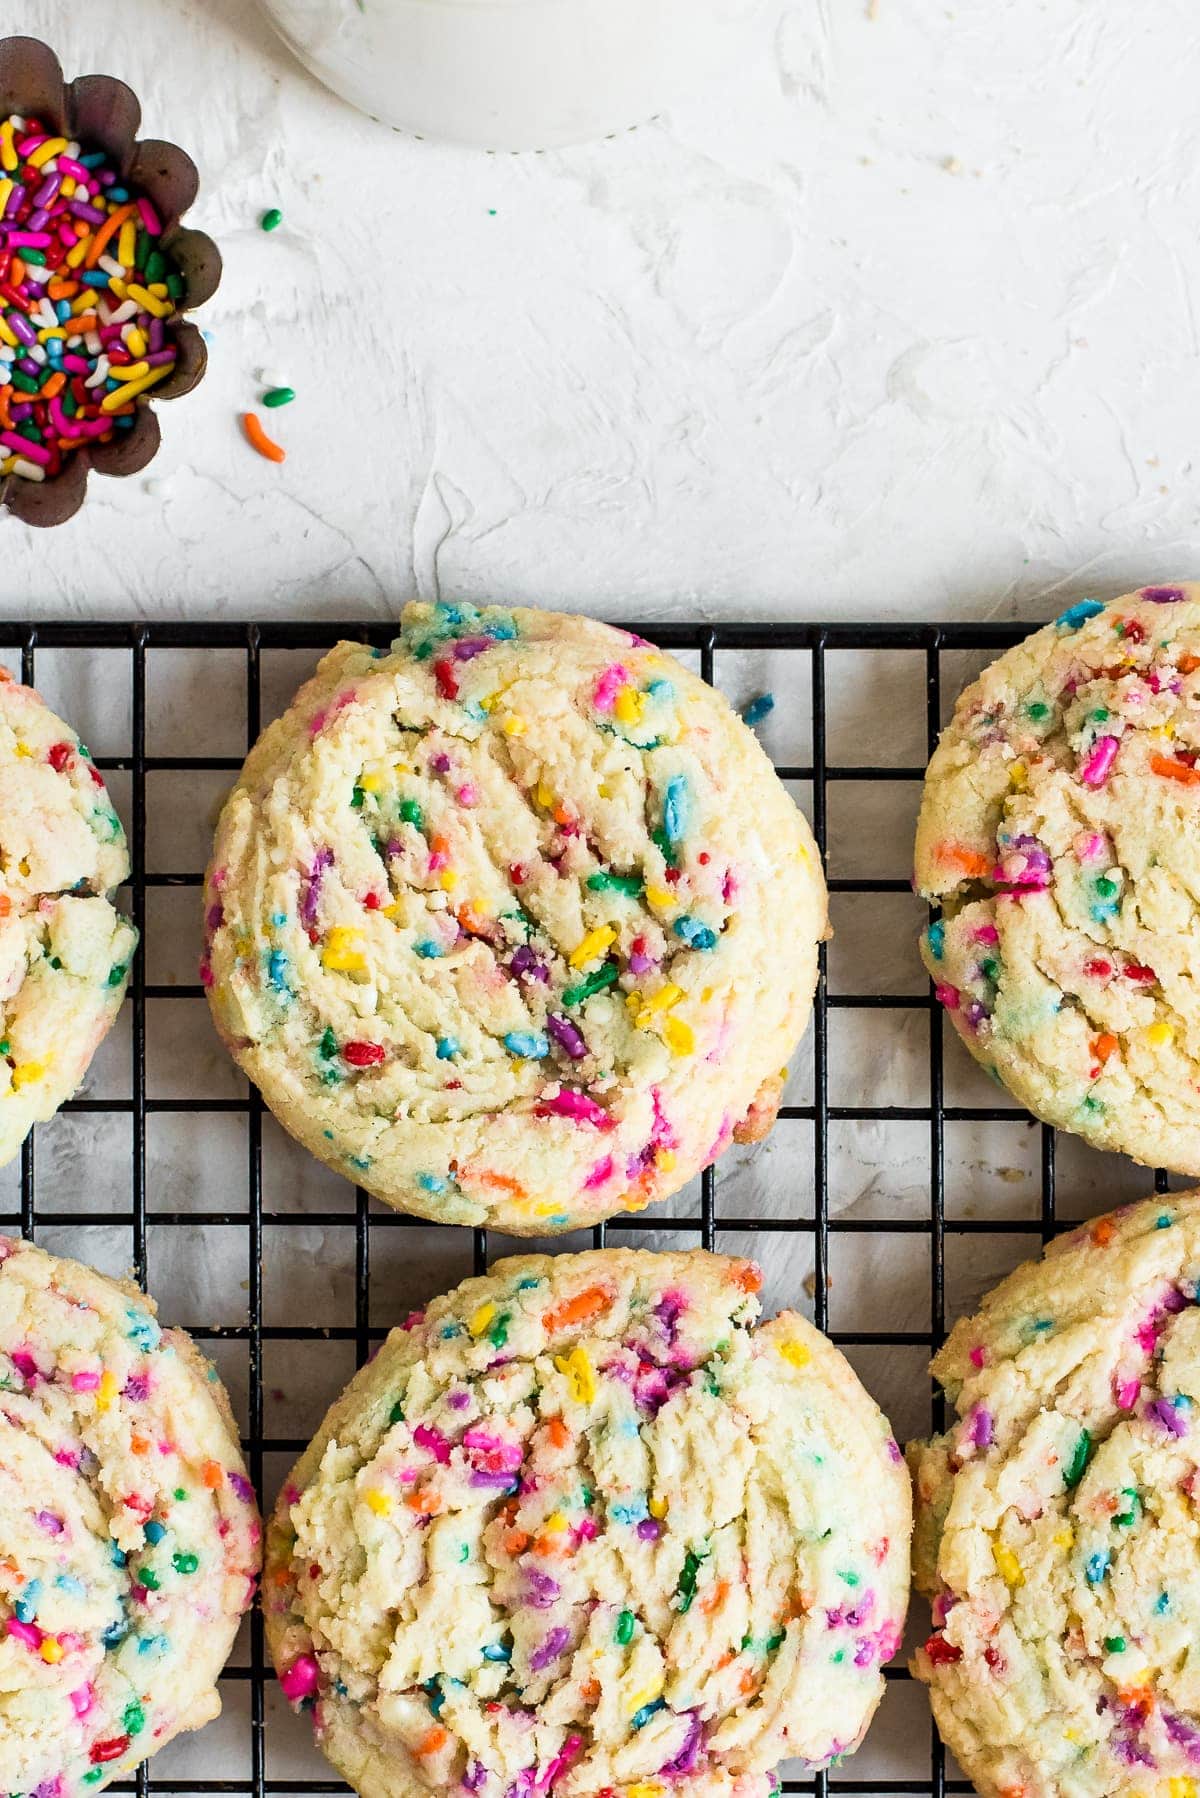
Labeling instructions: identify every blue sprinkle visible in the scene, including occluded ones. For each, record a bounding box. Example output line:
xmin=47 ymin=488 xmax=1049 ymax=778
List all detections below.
xmin=504 ymin=1031 xmax=549 ymax=1059
xmin=349 ymin=1154 xmax=372 ymax=1172
xmin=418 ymin=1173 xmax=448 ymax=1193
xmin=415 ymin=940 xmax=444 ymax=959
xmin=1055 ymin=600 xmax=1105 ymax=632
xmin=1156 ymin=1591 xmax=1171 ymax=1614
xmin=441 ymin=1322 xmax=461 ymax=1338
xmin=271 ymin=911 xmax=288 ymax=927
xmin=482 ymin=1642 xmax=511 ymax=1662
xmin=926 ymin=920 xmax=945 ymax=960
xmin=463 ymin=701 xmax=488 ymax=722
xmin=54 ymin=1573 xmax=85 ymax=1598
xmin=632 ymin=1699 xmax=667 ymax=1730
xmin=110 ymin=1544 xmax=128 ymax=1568
xmin=102 ymin=1617 xmax=129 ymax=1647
xmin=646 ymin=679 xmax=675 ymax=700
xmin=611 ymin=1498 xmax=649 ymax=1525
xmin=663 ymin=776 xmax=689 ymax=845
xmin=125 ymin=1308 xmax=161 ymax=1353
xmin=516 ymin=1277 xmax=541 ymax=1290
xmin=1086 ymin=1550 xmax=1110 ymax=1584
xmin=436 ymin=1037 xmax=460 ymax=1060
xmin=742 ymin=694 xmax=775 ymax=727
xmin=137 ymin=1633 xmax=169 ymax=1657
xmin=267 ymin=949 xmax=291 ymax=992
xmin=1158 ymin=1214 xmax=1175 ymax=1229
xmin=144 ymin=1521 xmax=167 ymax=1545
xmin=673 ymin=916 xmax=717 ymax=951
xmin=483 ymin=618 xmax=518 ymax=641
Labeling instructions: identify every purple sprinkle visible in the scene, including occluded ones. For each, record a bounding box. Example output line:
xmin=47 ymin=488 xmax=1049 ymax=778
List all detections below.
xmin=546 ymin=1013 xmax=587 ymax=1060
xmin=229 ymin=1471 xmax=256 ymax=1505
xmin=636 ymin=1518 xmax=661 ymax=1541
xmin=300 ymin=848 xmax=334 ymax=928
xmin=970 ymin=1407 xmax=993 ymax=1448
xmin=1141 ymin=586 xmax=1188 ymax=604
xmin=529 ymin=1626 xmax=571 ymax=1671
xmin=524 ymin=1568 xmax=560 ymax=1607
xmin=1149 ymin=1396 xmax=1190 ymax=1437
xmin=471 ymin=1470 xmax=519 ymax=1489
xmin=431 ymin=752 xmax=452 ymax=773
xmin=659 ymin=1712 xmax=704 ymax=1777
xmin=453 ymin=638 xmax=494 ymax=662
xmin=123 ymin=1375 xmax=149 ymax=1403
xmin=886 ymin=1437 xmax=903 ymax=1464
xmin=653 ymin=1292 xmax=686 ymax=1341
xmin=35 ymin=1510 xmax=64 ymax=1535
xmin=1166 ymin=1713 xmax=1200 ymax=1763
xmin=510 ymin=945 xmax=549 ymax=983
xmin=205 ymin=901 xmax=224 ymax=933
xmin=464 ymin=1764 xmax=488 ymax=1793
xmin=448 ymin=1389 xmax=471 ymax=1410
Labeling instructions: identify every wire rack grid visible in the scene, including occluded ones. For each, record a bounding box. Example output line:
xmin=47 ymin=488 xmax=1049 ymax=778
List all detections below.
xmin=0 ymin=615 xmax=1165 ymax=1798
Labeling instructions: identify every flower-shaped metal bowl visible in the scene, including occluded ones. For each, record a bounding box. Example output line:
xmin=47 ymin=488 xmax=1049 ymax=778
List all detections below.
xmin=0 ymin=35 xmax=221 ymax=528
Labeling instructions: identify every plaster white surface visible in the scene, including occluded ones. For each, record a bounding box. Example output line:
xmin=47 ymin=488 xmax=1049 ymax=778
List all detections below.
xmin=6 ymin=0 xmax=1200 ymax=621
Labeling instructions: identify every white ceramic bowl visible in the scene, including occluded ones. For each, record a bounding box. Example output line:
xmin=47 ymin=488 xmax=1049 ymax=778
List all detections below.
xmin=258 ymin=0 xmax=763 ymax=150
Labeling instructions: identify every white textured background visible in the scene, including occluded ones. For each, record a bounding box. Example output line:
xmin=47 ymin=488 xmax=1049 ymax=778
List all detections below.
xmin=8 ymin=0 xmax=1200 ymax=619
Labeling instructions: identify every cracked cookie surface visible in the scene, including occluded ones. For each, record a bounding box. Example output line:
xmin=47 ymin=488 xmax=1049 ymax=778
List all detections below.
xmin=264 ymin=1249 xmax=910 ymax=1798
xmin=0 ymin=1235 xmax=261 ymax=1796
xmin=916 ymin=583 xmax=1200 ymax=1174
xmin=0 ymin=671 xmax=137 ymax=1166
xmin=910 ymin=1192 xmax=1200 ymax=1798
xmin=204 ymin=603 xmax=825 ymax=1233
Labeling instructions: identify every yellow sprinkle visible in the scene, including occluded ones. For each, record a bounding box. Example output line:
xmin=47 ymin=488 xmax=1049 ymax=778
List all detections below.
xmin=28 ymin=136 xmax=67 ymax=168
xmin=654 ymin=1148 xmax=676 ymax=1172
xmin=626 ymin=1786 xmax=664 ymax=1798
xmin=323 ymin=927 xmax=367 ymax=973
xmin=358 ymin=771 xmax=384 ymax=793
xmin=440 ymin=870 xmax=459 ymax=891
xmin=99 ymin=363 xmax=173 ymax=412
xmin=0 ymin=313 xmax=16 ymax=349
xmin=106 ymin=360 xmax=151 ymax=384
xmin=614 ymin=686 xmax=646 ymax=724
xmin=0 ymin=178 xmax=11 ymax=218
xmin=0 ymin=122 xmax=15 ymax=173
xmin=10 ymin=1062 xmax=46 ymax=1092
xmin=662 ymin=1016 xmax=695 ymax=1056
xmin=123 ymin=282 xmax=173 ymax=318
xmin=39 ymin=1636 xmax=64 ymax=1664
xmin=392 ymin=760 xmax=411 ymax=775
xmin=1062 ymin=1728 xmax=1079 ymax=1744
xmin=13 ymin=741 xmax=32 ymax=757
xmin=598 ymin=782 xmax=613 ymax=799
xmin=648 ymin=1495 xmax=668 ymax=1519
xmin=777 ymin=1339 xmax=810 ymax=1370
xmin=536 ymin=780 xmax=555 ymax=810
xmin=502 ymin=714 xmax=527 ymax=737
xmin=543 ymin=1511 xmax=568 ymax=1534
xmin=479 ymin=693 xmax=498 ymax=713
xmin=1146 ymin=1021 xmax=1174 ymax=1048
xmin=1053 ymin=1527 xmax=1074 ymax=1550
xmin=65 ymin=237 xmax=89 ymax=270
xmin=570 ymin=925 xmax=617 ymax=968
xmin=117 ymin=219 xmax=137 ymax=271
xmin=364 ymin=1488 xmax=393 ymax=1517
xmin=470 ymin=1302 xmax=497 ymax=1337
xmin=554 ymin=1346 xmax=597 ymax=1406
xmin=96 ymin=1369 xmax=119 ymax=1415
xmin=625 ymin=990 xmax=642 ymax=1013
xmin=1009 ymin=760 xmax=1028 ymax=790
xmin=628 ymin=1680 xmax=664 ymax=1714
xmin=382 ymin=902 xmax=404 ymax=921
xmin=1169 ymin=1780 xmax=1197 ymax=1798
xmin=644 ymin=886 xmax=676 ymax=910
xmin=645 ymin=983 xmax=684 ymax=1016
xmin=126 ymin=325 xmax=148 ymax=359
xmin=993 ymin=1542 xmax=1024 ymax=1588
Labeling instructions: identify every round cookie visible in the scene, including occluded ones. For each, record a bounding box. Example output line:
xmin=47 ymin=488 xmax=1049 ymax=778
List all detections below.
xmin=0 ymin=1234 xmax=261 ymax=1795
xmin=916 ymin=583 xmax=1200 ymax=1176
xmin=1 ymin=670 xmax=137 ymax=1166
xmin=204 ymin=603 xmax=825 ymax=1232
xmin=910 ymin=1191 xmax=1200 ymax=1798
xmin=264 ymin=1248 xmax=910 ymax=1798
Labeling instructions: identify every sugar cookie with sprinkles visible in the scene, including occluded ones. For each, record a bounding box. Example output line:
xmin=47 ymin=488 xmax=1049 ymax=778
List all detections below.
xmin=1 ymin=669 xmax=137 ymax=1165
xmin=0 ymin=1234 xmax=261 ymax=1797
xmin=917 ymin=582 xmax=1200 ymax=1175
xmin=203 ymin=603 xmax=826 ymax=1232
xmin=264 ymin=1248 xmax=911 ymax=1798
xmin=908 ymin=1191 xmax=1200 ymax=1798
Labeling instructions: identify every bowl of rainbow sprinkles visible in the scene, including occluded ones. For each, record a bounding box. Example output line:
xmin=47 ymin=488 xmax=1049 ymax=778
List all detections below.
xmin=0 ymin=34 xmax=220 ymax=527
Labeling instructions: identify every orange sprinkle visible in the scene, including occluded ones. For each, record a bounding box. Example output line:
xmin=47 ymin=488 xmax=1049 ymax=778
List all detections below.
xmin=1151 ymin=752 xmax=1200 ymax=787
xmin=84 ymin=200 xmax=137 ymax=268
xmin=1091 ymin=1033 xmax=1118 ymax=1066
xmin=503 ymin=1529 xmax=530 ymax=1556
xmin=202 ymin=1459 xmax=223 ymax=1488
xmin=242 ymin=411 xmax=286 ymax=464
xmin=545 ymin=1417 xmax=571 ymax=1450
xmin=542 ymin=1285 xmax=613 ymax=1333
xmin=417 ymin=1727 xmax=448 ymax=1757
xmin=130 ymin=1432 xmax=150 ymax=1455
xmin=41 ymin=373 xmax=66 ymax=401
xmin=731 ymin=1262 xmax=762 ymax=1294
xmin=47 ymin=279 xmax=78 ymax=300
xmin=1179 ymin=654 xmax=1200 ymax=675
xmin=699 ymin=1579 xmax=730 ymax=1615
xmin=465 ymin=1168 xmax=528 ymax=1200
xmin=580 ymin=1677 xmax=601 ymax=1704
xmin=937 ymin=840 xmax=991 ymax=878
xmin=1091 ymin=1217 xmax=1116 ymax=1247
xmin=270 ymin=1566 xmax=292 ymax=1587
xmin=533 ymin=1535 xmax=566 ymax=1558
xmin=406 ymin=1488 xmax=442 ymax=1516
xmin=10 ymin=256 xmax=24 ymax=286
xmin=738 ymin=1670 xmax=757 ymax=1694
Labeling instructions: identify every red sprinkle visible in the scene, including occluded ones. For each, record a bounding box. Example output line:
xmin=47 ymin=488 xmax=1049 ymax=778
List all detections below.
xmin=1124 ymin=962 xmax=1157 ymax=984
xmin=923 ymin=1633 xmax=962 ymax=1666
xmin=47 ymin=741 xmax=73 ymax=772
xmin=433 ymin=659 xmax=459 ymax=700
xmin=343 ymin=1041 xmax=386 ymax=1068
xmin=90 ymin=1736 xmax=131 ymax=1764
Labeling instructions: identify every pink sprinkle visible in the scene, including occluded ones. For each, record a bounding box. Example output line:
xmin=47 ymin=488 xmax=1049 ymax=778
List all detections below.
xmin=934 ymin=983 xmax=960 ymax=1010
xmin=1117 ymin=1377 xmax=1140 ymax=1410
xmin=535 ymin=1090 xmax=614 ymax=1130
xmin=279 ymin=1653 xmax=321 ymax=1703
xmin=413 ymin=1422 xmax=452 ymax=1463
xmin=457 ymin=784 xmax=479 ymax=807
xmin=463 ymin=1429 xmax=522 ymax=1471
xmin=1074 ymin=831 xmax=1108 ymax=863
xmin=71 ymin=1370 xmax=101 ymax=1392
xmin=1079 ymin=735 xmax=1119 ymax=788
xmin=583 ymin=1155 xmax=615 ymax=1189
xmin=972 ymin=924 xmax=1000 ymax=943
xmin=6 ymin=1618 xmax=42 ymax=1649
xmin=592 ymin=665 xmax=629 ymax=714
xmin=628 ymin=950 xmax=657 ymax=976
xmin=69 ymin=1684 xmax=95 ymax=1718
xmin=136 ymin=195 xmax=162 ymax=234
xmin=401 ymin=1311 xmax=426 ymax=1332
xmin=574 ymin=1516 xmax=598 ymax=1541
xmin=968 ymin=1344 xmax=986 ymax=1369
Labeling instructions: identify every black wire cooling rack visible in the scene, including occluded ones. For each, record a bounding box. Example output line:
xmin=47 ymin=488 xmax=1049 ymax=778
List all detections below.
xmin=1 ymin=615 xmax=1146 ymax=1798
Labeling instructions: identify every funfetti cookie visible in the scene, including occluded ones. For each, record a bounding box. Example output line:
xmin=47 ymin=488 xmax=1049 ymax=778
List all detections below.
xmin=917 ymin=583 xmax=1200 ymax=1175
xmin=265 ymin=1248 xmax=911 ymax=1798
xmin=0 ymin=1235 xmax=261 ymax=1796
xmin=203 ymin=602 xmax=826 ymax=1233
xmin=910 ymin=1192 xmax=1200 ymax=1798
xmin=0 ymin=670 xmax=137 ymax=1165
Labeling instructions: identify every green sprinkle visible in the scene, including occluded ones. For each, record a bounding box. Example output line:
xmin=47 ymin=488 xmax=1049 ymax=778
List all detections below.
xmin=1104 ymin=1635 xmax=1126 ymax=1653
xmin=458 ymin=1543 xmax=470 ymax=1562
xmin=0 ymin=1040 xmax=8 ymax=1057
xmin=389 ymin=1400 xmax=405 ymax=1425
xmin=615 ymin=1609 xmax=635 ymax=1645
xmin=319 ymin=1027 xmax=338 ymax=1059
xmin=400 ymin=798 xmax=424 ymax=828
xmin=172 ymin=1551 xmax=199 ymax=1574
xmin=488 ymin=1311 xmax=511 ymax=1350
xmin=123 ymin=1701 xmax=145 ymax=1735
xmin=262 ymin=387 xmax=296 ymax=408
xmin=22 ymin=248 xmax=46 ymax=266
xmin=173 ymin=1488 xmax=188 ymax=1502
xmin=1026 ymin=700 xmax=1051 ymax=721
xmin=260 ymin=207 xmax=283 ymax=231
xmin=831 ymin=1647 xmax=846 ymax=1664
xmin=351 ymin=785 xmax=366 ymax=809
xmin=1094 ymin=876 xmax=1118 ymax=899
xmin=1064 ymin=1429 xmax=1092 ymax=1489
xmin=676 ymin=1546 xmax=708 ymax=1613
xmin=1114 ymin=1487 xmax=1139 ymax=1526
xmin=587 ymin=870 xmax=642 ymax=897
xmin=107 ymin=963 xmax=128 ymax=986
xmin=1089 ymin=707 xmax=1110 ymax=723
xmin=764 ymin=1631 xmax=785 ymax=1652
xmin=84 ymin=1768 xmax=105 ymax=1784
xmin=562 ymin=961 xmax=620 ymax=1007
xmin=837 ymin=1570 xmax=860 ymax=1586
xmin=139 ymin=1568 xmax=160 ymax=1591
